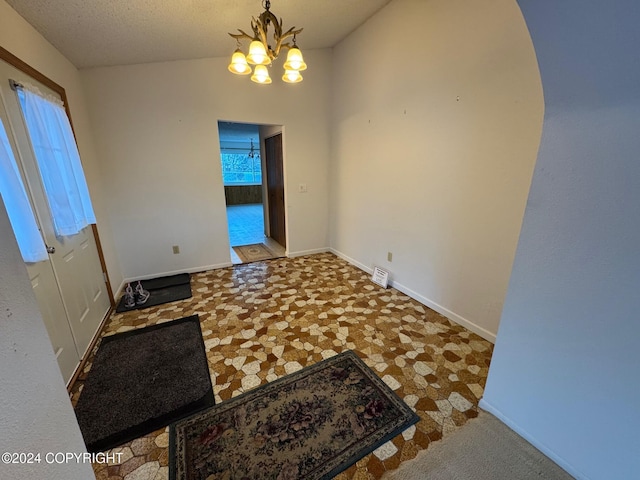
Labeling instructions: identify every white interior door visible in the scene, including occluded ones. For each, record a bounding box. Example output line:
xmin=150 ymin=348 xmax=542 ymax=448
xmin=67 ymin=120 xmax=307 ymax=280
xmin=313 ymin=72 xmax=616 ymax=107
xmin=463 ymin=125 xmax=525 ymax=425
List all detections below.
xmin=0 ymin=59 xmax=110 ymax=381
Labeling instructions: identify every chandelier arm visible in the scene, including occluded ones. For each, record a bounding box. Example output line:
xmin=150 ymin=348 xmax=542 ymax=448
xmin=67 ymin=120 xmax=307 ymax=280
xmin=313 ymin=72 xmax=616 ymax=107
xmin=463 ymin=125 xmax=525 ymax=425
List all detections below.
xmin=253 ymin=21 xmax=270 ymax=54
xmin=273 ymin=27 xmax=303 ymax=58
xmin=282 ymin=26 xmax=303 ymax=38
xmin=229 ymin=30 xmax=254 ymax=42
xmin=273 ymin=15 xmax=283 ymax=39
xmin=258 ymin=10 xmax=282 ymax=39
xmin=253 ymin=12 xmax=280 ymax=60
xmin=250 ymin=15 xmax=262 ymax=39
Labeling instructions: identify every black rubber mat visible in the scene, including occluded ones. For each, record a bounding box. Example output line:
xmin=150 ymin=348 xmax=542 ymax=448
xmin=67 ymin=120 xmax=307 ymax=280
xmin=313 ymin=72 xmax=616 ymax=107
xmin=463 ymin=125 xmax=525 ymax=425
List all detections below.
xmin=115 ymin=274 xmax=191 ymax=313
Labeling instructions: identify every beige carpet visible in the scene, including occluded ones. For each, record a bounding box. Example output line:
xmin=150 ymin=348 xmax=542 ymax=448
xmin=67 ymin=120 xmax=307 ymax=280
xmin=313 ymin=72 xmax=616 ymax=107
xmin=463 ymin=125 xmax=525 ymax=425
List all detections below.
xmin=232 ymin=243 xmax=276 ymax=263
xmin=382 ymin=411 xmax=574 ymax=480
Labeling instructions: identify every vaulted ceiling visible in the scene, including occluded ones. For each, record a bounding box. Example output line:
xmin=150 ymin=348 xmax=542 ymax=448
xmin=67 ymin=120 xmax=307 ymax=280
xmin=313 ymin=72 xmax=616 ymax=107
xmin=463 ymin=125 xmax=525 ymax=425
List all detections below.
xmin=6 ymin=0 xmax=392 ymax=68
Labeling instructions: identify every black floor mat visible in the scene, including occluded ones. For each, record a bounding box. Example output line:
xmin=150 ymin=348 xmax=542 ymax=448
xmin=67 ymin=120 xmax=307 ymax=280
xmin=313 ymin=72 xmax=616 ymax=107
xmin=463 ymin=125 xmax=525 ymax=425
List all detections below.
xmin=139 ymin=273 xmax=190 ymax=290
xmin=116 ymin=273 xmax=192 ymax=313
xmin=74 ymin=315 xmax=214 ymax=453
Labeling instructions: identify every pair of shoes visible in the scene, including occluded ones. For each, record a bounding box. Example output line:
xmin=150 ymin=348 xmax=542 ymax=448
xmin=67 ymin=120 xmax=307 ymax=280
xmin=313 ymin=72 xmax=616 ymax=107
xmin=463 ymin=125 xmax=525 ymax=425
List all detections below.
xmin=122 ymin=281 xmax=151 ymax=308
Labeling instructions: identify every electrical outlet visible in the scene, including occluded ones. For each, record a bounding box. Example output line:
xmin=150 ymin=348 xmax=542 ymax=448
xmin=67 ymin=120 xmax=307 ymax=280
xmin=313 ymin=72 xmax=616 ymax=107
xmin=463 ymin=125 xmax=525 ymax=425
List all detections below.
xmin=172 ymin=245 xmax=180 ymax=254
xmin=387 ymin=251 xmax=393 ymax=262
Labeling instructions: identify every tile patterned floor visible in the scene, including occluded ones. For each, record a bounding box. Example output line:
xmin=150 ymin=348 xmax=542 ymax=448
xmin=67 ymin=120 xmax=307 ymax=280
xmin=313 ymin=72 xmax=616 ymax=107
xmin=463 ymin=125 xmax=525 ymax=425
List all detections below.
xmin=71 ymin=253 xmax=493 ymax=480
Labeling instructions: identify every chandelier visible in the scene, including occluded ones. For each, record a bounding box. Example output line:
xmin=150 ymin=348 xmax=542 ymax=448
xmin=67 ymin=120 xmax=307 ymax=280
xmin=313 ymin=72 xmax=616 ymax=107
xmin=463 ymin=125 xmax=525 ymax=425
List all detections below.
xmin=227 ymin=0 xmax=307 ymax=84
xmin=248 ymin=139 xmax=259 ymax=159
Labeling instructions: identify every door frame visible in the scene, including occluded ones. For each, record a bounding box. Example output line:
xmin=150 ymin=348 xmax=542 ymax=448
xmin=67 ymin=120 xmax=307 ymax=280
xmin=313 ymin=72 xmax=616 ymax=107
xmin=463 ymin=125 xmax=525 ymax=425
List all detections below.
xmin=259 ymin=125 xmax=287 ymax=250
xmin=0 ymin=46 xmax=115 ymax=306
xmin=263 ymin=132 xmax=287 ymax=248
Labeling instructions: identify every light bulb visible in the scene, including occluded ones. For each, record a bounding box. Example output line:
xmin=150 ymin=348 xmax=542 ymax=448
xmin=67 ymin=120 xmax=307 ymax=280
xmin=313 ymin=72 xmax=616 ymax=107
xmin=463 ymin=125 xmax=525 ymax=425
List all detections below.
xmin=251 ymin=65 xmax=272 ymax=84
xmin=247 ymin=40 xmax=271 ymax=65
xmin=282 ymin=69 xmax=303 ymax=83
xmin=283 ymin=47 xmax=307 ymax=71
xmin=227 ymin=49 xmax=251 ymax=75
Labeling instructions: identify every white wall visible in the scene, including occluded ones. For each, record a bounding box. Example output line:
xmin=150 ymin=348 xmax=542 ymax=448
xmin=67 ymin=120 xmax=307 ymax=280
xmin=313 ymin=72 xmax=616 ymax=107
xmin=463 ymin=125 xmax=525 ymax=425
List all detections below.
xmin=329 ymin=0 xmax=543 ymax=341
xmin=0 ymin=196 xmax=95 ymax=480
xmin=81 ymin=52 xmax=331 ymax=281
xmin=481 ymin=1 xmax=640 ymax=479
xmin=0 ymin=0 xmax=123 ymax=293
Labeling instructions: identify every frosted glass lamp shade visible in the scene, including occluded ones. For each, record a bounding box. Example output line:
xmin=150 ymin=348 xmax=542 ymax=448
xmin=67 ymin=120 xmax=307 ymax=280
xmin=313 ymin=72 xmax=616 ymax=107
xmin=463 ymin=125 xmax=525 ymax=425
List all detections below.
xmin=247 ymin=40 xmax=271 ymax=65
xmin=251 ymin=65 xmax=272 ymax=84
xmin=283 ymin=47 xmax=307 ymax=71
xmin=282 ymin=69 xmax=303 ymax=83
xmin=228 ymin=49 xmax=252 ymax=75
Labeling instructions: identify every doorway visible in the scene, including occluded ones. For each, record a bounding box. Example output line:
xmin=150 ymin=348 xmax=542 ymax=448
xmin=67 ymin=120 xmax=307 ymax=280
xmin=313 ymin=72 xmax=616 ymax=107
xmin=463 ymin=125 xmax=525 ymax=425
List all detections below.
xmin=217 ymin=121 xmax=286 ymax=264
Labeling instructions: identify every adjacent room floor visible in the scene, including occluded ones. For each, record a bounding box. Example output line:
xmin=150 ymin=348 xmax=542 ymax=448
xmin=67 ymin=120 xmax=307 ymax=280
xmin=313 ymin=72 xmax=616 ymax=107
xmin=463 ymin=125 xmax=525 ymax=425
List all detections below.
xmin=226 ymin=203 xmax=285 ymax=263
xmin=72 ymin=253 xmax=493 ymax=480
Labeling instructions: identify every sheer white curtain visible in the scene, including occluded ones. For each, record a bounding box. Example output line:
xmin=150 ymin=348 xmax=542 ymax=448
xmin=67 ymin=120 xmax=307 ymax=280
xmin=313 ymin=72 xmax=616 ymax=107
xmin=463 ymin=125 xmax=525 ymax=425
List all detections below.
xmin=17 ymin=85 xmax=95 ymax=237
xmin=0 ymin=118 xmax=48 ymax=262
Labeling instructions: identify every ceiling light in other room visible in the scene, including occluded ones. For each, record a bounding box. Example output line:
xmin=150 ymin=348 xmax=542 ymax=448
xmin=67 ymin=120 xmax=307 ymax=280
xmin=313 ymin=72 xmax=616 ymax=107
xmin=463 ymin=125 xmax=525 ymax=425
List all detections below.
xmin=248 ymin=139 xmax=259 ymax=158
xmin=228 ymin=0 xmax=306 ymax=84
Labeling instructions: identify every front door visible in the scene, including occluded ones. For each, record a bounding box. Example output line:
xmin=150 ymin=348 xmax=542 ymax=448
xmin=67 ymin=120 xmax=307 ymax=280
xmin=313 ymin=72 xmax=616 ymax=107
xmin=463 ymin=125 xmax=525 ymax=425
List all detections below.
xmin=0 ymin=94 xmax=80 ymax=381
xmin=0 ymin=57 xmax=110 ymax=382
xmin=265 ymin=133 xmax=286 ymax=248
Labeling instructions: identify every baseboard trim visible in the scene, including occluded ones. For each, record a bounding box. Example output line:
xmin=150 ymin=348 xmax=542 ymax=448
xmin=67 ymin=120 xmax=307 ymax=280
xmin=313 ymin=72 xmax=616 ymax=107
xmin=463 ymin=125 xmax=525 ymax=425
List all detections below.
xmin=479 ymin=399 xmax=588 ymax=480
xmin=329 ymin=248 xmax=496 ymax=343
xmin=329 ymin=249 xmax=372 ymax=275
xmin=391 ymin=279 xmax=496 ymax=343
xmin=288 ymin=247 xmax=330 ymax=258
xmin=114 ymin=279 xmax=127 ymax=300
xmin=119 ymin=262 xmax=233 ymax=293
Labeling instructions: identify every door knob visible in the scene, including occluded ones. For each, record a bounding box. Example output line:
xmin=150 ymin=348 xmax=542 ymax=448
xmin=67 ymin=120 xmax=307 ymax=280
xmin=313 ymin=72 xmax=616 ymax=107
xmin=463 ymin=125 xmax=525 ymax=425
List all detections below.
xmin=46 ymin=245 xmax=56 ymax=254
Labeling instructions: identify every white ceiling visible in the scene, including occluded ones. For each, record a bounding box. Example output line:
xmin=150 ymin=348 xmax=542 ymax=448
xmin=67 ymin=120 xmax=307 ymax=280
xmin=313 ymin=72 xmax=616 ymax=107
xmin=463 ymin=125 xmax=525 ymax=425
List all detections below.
xmin=6 ymin=0 xmax=392 ymax=69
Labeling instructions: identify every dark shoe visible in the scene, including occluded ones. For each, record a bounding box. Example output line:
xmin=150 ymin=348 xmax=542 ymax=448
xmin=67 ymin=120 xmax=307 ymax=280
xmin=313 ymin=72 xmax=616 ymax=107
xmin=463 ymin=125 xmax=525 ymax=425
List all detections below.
xmin=134 ymin=281 xmax=150 ymax=305
xmin=123 ymin=283 xmax=135 ymax=308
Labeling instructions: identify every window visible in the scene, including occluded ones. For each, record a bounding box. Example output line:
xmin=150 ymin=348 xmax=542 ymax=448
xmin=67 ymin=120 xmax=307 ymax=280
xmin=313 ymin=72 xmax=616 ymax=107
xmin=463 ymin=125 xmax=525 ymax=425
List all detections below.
xmin=17 ymin=86 xmax=95 ymax=236
xmin=220 ymin=152 xmax=262 ymax=186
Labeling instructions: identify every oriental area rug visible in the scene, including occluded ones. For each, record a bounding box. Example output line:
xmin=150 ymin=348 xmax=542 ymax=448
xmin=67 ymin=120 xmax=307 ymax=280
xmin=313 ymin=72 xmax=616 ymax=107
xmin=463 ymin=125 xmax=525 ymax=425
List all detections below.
xmin=170 ymin=350 xmax=419 ymax=480
xmin=75 ymin=315 xmax=214 ymax=452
